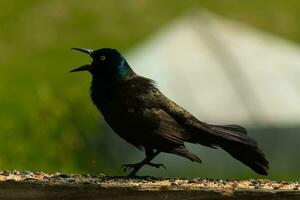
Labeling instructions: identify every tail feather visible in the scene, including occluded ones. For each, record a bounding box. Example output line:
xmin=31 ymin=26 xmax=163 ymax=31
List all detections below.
xmin=194 ymin=124 xmax=269 ymax=175
xmin=219 ymin=139 xmax=269 ymax=175
xmin=209 ymin=124 xmax=247 ymax=135
xmin=209 ymin=124 xmax=258 ymax=147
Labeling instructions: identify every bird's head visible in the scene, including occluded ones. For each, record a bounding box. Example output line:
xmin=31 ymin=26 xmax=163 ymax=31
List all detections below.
xmin=70 ymin=48 xmax=134 ymax=81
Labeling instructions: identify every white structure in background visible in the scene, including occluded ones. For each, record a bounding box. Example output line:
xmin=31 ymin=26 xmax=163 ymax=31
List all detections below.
xmin=127 ymin=11 xmax=300 ymax=128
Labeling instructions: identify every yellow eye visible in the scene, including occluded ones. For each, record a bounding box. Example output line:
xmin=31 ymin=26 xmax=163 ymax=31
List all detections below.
xmin=100 ymin=55 xmax=106 ymax=61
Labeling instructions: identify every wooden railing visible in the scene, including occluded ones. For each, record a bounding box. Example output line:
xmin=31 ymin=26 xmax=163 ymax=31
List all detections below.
xmin=0 ymin=171 xmax=299 ymax=199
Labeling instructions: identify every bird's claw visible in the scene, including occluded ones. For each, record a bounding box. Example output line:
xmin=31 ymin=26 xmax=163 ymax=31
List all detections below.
xmin=147 ymin=163 xmax=167 ymax=170
xmin=121 ymin=162 xmax=167 ymax=174
xmin=121 ymin=163 xmax=140 ymax=173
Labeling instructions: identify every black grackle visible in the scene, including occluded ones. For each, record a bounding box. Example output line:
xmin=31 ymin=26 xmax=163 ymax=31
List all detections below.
xmin=70 ymin=48 xmax=269 ymax=176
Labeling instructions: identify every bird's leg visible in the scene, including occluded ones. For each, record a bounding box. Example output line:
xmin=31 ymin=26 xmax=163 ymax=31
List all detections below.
xmin=144 ymin=148 xmax=166 ymax=169
xmin=122 ymin=149 xmax=165 ymax=176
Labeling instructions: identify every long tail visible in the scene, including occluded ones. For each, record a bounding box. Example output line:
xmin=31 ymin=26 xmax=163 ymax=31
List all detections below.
xmin=195 ymin=124 xmax=269 ymax=175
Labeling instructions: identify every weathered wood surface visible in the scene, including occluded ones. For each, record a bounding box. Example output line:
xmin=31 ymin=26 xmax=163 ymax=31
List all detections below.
xmin=0 ymin=171 xmax=299 ymax=200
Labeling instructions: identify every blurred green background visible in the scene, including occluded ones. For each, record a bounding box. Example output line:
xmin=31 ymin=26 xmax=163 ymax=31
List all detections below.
xmin=1 ymin=0 xmax=300 ymax=180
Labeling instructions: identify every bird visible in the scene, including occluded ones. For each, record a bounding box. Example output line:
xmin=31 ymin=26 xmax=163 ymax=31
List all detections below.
xmin=70 ymin=47 xmax=269 ymax=176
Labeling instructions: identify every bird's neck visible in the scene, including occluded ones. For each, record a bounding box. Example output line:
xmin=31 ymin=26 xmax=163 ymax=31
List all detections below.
xmin=116 ymin=58 xmax=135 ymax=81
xmin=90 ymin=59 xmax=135 ymax=105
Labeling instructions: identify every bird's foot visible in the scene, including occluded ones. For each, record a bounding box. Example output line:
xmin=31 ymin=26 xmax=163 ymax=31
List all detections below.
xmin=122 ymin=163 xmax=141 ymax=173
xmin=121 ymin=162 xmax=167 ymax=174
xmin=146 ymin=163 xmax=167 ymax=170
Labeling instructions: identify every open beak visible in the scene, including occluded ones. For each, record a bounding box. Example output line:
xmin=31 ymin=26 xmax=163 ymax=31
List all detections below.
xmin=71 ymin=47 xmax=93 ymax=56
xmin=69 ymin=64 xmax=92 ymax=72
xmin=70 ymin=48 xmax=94 ymax=73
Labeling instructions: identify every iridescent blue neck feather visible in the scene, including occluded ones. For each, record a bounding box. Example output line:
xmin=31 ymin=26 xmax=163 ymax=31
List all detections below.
xmin=117 ymin=57 xmax=134 ymax=80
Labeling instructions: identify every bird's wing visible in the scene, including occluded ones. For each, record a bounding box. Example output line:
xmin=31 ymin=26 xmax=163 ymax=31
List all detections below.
xmin=137 ymin=87 xmax=218 ymax=148
xmin=158 ymin=92 xmax=247 ymax=147
xmin=117 ymin=76 xmax=199 ymax=146
xmin=122 ymin=76 xmax=246 ymax=148
xmin=128 ymin=107 xmax=201 ymax=162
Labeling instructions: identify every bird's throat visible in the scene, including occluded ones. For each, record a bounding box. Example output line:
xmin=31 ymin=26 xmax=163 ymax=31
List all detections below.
xmin=90 ymin=76 xmax=115 ymax=105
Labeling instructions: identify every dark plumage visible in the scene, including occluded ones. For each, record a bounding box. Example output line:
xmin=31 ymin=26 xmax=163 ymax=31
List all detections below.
xmin=70 ymin=47 xmax=269 ymax=176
